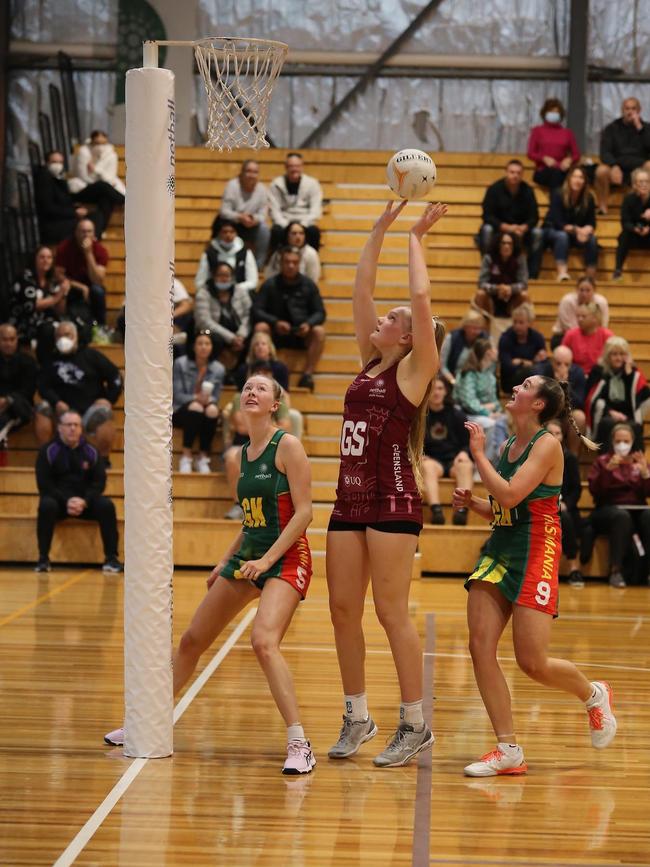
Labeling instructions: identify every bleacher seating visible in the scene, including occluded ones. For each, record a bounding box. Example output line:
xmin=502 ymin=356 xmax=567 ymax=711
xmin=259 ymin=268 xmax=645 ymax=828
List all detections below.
xmin=2 ymin=147 xmax=646 ymax=577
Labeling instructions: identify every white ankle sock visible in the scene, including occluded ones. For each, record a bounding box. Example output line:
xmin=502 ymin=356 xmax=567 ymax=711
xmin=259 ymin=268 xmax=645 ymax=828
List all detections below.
xmin=344 ymin=693 xmax=368 ymax=722
xmin=400 ymin=699 xmax=424 ymax=728
xmin=287 ymin=724 xmax=305 ymax=742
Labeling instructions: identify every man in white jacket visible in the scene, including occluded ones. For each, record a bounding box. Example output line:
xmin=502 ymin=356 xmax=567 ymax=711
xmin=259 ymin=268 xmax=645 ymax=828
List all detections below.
xmin=68 ymin=131 xmax=126 ymax=198
xmin=269 ymin=152 xmax=322 ymax=252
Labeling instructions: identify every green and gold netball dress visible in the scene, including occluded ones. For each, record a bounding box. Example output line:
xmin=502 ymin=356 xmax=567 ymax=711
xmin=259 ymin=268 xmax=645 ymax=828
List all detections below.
xmin=221 ymin=430 xmax=312 ymax=597
xmin=466 ymin=429 xmax=561 ymax=616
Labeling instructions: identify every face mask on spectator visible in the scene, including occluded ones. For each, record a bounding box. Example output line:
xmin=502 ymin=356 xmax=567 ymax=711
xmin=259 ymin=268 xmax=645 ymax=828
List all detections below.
xmin=545 ymin=111 xmax=561 ymax=124
xmin=92 ymin=144 xmax=109 ymax=157
xmin=219 ymin=240 xmax=235 ymax=251
xmin=215 ymin=281 xmax=234 ymax=292
xmin=56 ymin=336 xmax=75 ymax=354
xmin=613 ymin=441 xmax=632 ymax=457
xmin=48 ymin=162 xmax=65 ymax=177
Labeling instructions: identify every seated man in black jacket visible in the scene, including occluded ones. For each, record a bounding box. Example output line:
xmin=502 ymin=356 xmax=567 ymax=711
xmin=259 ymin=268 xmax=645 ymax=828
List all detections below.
xmin=612 ymin=167 xmax=650 ymax=279
xmin=594 ymin=97 xmax=650 ymax=214
xmin=477 ymin=159 xmax=543 ymax=278
xmin=34 ymin=409 xmax=121 ymax=573
xmin=35 ymin=321 xmax=123 ymax=462
xmin=0 ymin=324 xmax=38 ymax=444
xmin=252 ymin=246 xmax=326 ymax=390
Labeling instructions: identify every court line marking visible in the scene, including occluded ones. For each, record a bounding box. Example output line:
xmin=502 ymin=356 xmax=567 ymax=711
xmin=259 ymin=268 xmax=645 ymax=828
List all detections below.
xmin=53 ymin=606 xmax=258 ymax=867
xmin=0 ymin=569 xmax=93 ymax=628
xmin=412 ymin=612 xmax=435 ymax=867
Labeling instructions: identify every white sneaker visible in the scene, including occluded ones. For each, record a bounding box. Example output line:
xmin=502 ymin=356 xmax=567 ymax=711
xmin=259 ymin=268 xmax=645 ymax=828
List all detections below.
xmin=587 ymin=681 xmax=617 ymax=749
xmin=195 ymin=455 xmax=211 ymax=474
xmin=179 ymin=455 xmax=193 ymax=473
xmin=224 ymin=503 xmax=244 ymax=521
xmin=282 ymin=739 xmax=316 ymax=775
xmin=464 ymin=745 xmax=527 ymax=777
xmin=104 ymin=726 xmax=124 ymax=746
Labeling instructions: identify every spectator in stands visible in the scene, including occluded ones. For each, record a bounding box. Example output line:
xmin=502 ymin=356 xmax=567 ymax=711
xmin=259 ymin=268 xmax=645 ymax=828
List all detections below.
xmin=34 ymin=409 xmax=122 ymax=574
xmin=543 ymin=166 xmax=598 ymax=281
xmin=269 ymin=152 xmax=322 ymax=252
xmin=233 ymin=331 xmax=290 ymax=392
xmin=612 ymin=167 xmax=650 ymax=280
xmin=561 ymin=302 xmax=613 ymax=377
xmin=583 ymin=422 xmax=650 ymax=587
xmin=193 ymin=261 xmax=252 ymax=371
xmin=35 ymin=321 xmax=122 ymax=463
xmin=594 ymin=97 xmax=650 ymax=214
xmin=545 ymin=418 xmax=584 ymax=587
xmin=55 ymin=219 xmax=109 ymax=327
xmin=195 ymin=217 xmax=258 ymax=297
xmin=453 ymin=337 xmax=509 ymax=465
xmin=265 ymin=222 xmax=321 ymax=283
xmin=218 ymin=159 xmax=270 ymax=268
xmin=497 ymin=303 xmax=547 ymax=393
xmin=533 ymin=344 xmax=587 ymax=454
xmin=527 ymin=97 xmax=580 ymax=191
xmin=551 ymin=275 xmax=609 ymax=347
xmin=422 ymin=375 xmax=474 ymax=526
xmin=34 ymin=150 xmax=122 ymax=243
xmin=0 ymin=324 xmax=37 ymax=447
xmin=585 ymin=336 xmax=650 ymax=451
xmin=68 ymin=130 xmax=126 ymax=199
xmin=252 ymin=246 xmax=326 ymax=390
xmin=478 ymin=158 xmax=543 ymax=278
xmin=475 ymin=231 xmax=530 ymax=319
xmin=222 ymin=360 xmax=294 ymax=521
xmin=9 ymin=246 xmax=65 ymax=349
xmin=172 ymin=330 xmax=225 ymax=474
xmin=439 ymin=309 xmax=488 ymax=386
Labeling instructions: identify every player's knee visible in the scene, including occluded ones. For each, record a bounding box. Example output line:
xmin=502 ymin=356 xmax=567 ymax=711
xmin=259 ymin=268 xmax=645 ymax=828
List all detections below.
xmin=250 ymin=627 xmax=277 ymax=661
xmin=328 ymin=595 xmax=363 ymax=630
xmin=373 ymin=599 xmax=406 ymax=633
xmin=178 ymin=628 xmax=205 ymax=661
xmin=514 ymin=649 xmax=545 ymax=681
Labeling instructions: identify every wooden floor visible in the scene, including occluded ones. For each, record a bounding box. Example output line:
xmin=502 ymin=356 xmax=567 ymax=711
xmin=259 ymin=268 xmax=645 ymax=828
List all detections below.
xmin=1 ymin=568 xmax=649 ymax=866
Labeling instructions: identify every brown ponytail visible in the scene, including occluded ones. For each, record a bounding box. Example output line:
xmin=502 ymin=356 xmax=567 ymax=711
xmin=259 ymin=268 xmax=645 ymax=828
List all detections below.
xmin=536 ymin=377 xmax=599 ymax=452
xmin=408 ymin=318 xmax=447 ymax=495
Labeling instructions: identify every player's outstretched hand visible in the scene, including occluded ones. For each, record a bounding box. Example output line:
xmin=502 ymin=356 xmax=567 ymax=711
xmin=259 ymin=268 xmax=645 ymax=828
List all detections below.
xmin=465 ymin=421 xmax=486 ymax=460
xmin=410 ymin=202 xmax=448 ymax=239
xmin=453 ymin=487 xmax=473 ymax=511
xmin=374 ymin=199 xmax=408 ymax=233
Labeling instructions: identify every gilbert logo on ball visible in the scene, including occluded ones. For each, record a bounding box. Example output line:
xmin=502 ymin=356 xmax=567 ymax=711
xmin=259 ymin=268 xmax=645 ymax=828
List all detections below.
xmin=386 ymin=149 xmax=437 ymax=200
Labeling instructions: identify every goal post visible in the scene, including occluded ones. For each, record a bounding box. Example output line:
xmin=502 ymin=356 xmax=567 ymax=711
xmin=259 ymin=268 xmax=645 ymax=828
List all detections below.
xmin=122 ymin=38 xmax=286 ymax=759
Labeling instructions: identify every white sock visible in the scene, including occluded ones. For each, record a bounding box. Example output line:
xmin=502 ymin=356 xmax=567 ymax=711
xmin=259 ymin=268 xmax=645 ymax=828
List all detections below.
xmin=400 ymin=699 xmax=424 ymax=728
xmin=344 ymin=693 xmax=368 ymax=722
xmin=287 ymin=724 xmax=305 ymax=742
xmin=497 ymin=741 xmax=521 ymax=755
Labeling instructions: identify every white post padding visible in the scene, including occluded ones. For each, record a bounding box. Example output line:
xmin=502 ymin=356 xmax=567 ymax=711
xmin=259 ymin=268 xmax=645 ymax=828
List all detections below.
xmin=124 ymin=66 xmax=175 ymax=758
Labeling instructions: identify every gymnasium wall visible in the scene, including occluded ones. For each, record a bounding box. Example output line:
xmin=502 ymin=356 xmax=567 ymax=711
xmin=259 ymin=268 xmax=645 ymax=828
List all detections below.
xmin=6 ymin=0 xmax=650 ymax=171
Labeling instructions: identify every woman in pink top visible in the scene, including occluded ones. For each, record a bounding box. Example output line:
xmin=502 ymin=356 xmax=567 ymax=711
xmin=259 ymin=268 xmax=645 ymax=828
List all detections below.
xmin=561 ymin=302 xmax=614 ymax=375
xmin=527 ymin=98 xmax=580 ymax=191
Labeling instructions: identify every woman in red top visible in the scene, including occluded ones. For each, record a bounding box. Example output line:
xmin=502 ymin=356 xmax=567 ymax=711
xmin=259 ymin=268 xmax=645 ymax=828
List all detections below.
xmin=527 ymin=98 xmax=580 ymax=191
xmin=584 ymin=422 xmax=650 ymax=587
xmin=561 ymin=302 xmax=613 ymax=376
xmin=326 ymin=200 xmax=446 ymax=768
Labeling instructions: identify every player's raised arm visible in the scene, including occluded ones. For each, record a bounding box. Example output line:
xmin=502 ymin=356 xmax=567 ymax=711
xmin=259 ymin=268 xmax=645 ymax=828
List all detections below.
xmin=401 ymin=202 xmax=448 ymax=388
xmin=353 ymin=200 xmax=407 ymax=364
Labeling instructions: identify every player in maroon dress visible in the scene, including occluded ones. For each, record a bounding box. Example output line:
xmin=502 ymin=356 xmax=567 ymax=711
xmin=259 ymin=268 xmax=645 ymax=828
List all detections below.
xmin=327 ymin=200 xmax=447 ymax=767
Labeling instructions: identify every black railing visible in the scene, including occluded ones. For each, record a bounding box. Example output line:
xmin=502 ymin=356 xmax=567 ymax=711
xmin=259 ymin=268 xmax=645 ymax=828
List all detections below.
xmin=49 ymin=83 xmax=69 ymax=168
xmin=38 ymin=111 xmax=54 ymax=158
xmin=58 ymin=51 xmax=81 ymax=147
xmin=16 ymin=171 xmax=38 ymax=254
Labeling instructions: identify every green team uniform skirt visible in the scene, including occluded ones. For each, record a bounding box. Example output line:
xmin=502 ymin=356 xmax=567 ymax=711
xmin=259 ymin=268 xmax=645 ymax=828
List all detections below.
xmin=221 ymin=429 xmax=312 ymax=598
xmin=466 ymin=429 xmax=562 ymax=617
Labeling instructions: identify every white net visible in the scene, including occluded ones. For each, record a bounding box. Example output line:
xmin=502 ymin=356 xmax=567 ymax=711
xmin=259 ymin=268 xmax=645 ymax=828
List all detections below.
xmin=194 ymin=37 xmax=288 ymax=151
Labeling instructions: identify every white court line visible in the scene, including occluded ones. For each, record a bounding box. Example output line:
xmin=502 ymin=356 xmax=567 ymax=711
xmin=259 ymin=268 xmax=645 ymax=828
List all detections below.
xmin=53 ymin=607 xmax=257 ymax=867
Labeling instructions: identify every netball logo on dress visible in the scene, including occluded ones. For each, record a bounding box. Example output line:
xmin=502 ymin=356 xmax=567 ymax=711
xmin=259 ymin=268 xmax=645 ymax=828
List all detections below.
xmin=368 ymin=378 xmax=386 ymax=398
xmin=254 ymin=462 xmax=272 ymax=480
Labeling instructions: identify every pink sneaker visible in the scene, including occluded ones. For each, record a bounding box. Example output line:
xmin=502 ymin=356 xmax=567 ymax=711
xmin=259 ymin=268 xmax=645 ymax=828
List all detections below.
xmin=104 ymin=726 xmax=125 ymax=746
xmin=282 ymin=739 xmax=316 ymax=775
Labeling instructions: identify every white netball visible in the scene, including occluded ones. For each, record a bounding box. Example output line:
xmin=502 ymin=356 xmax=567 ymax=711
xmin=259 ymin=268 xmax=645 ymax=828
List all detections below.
xmin=386 ymin=149 xmax=437 ymax=200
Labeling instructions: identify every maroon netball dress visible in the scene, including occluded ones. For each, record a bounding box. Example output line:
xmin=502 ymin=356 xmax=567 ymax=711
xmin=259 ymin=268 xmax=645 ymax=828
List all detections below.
xmin=329 ymin=358 xmax=423 ymax=530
